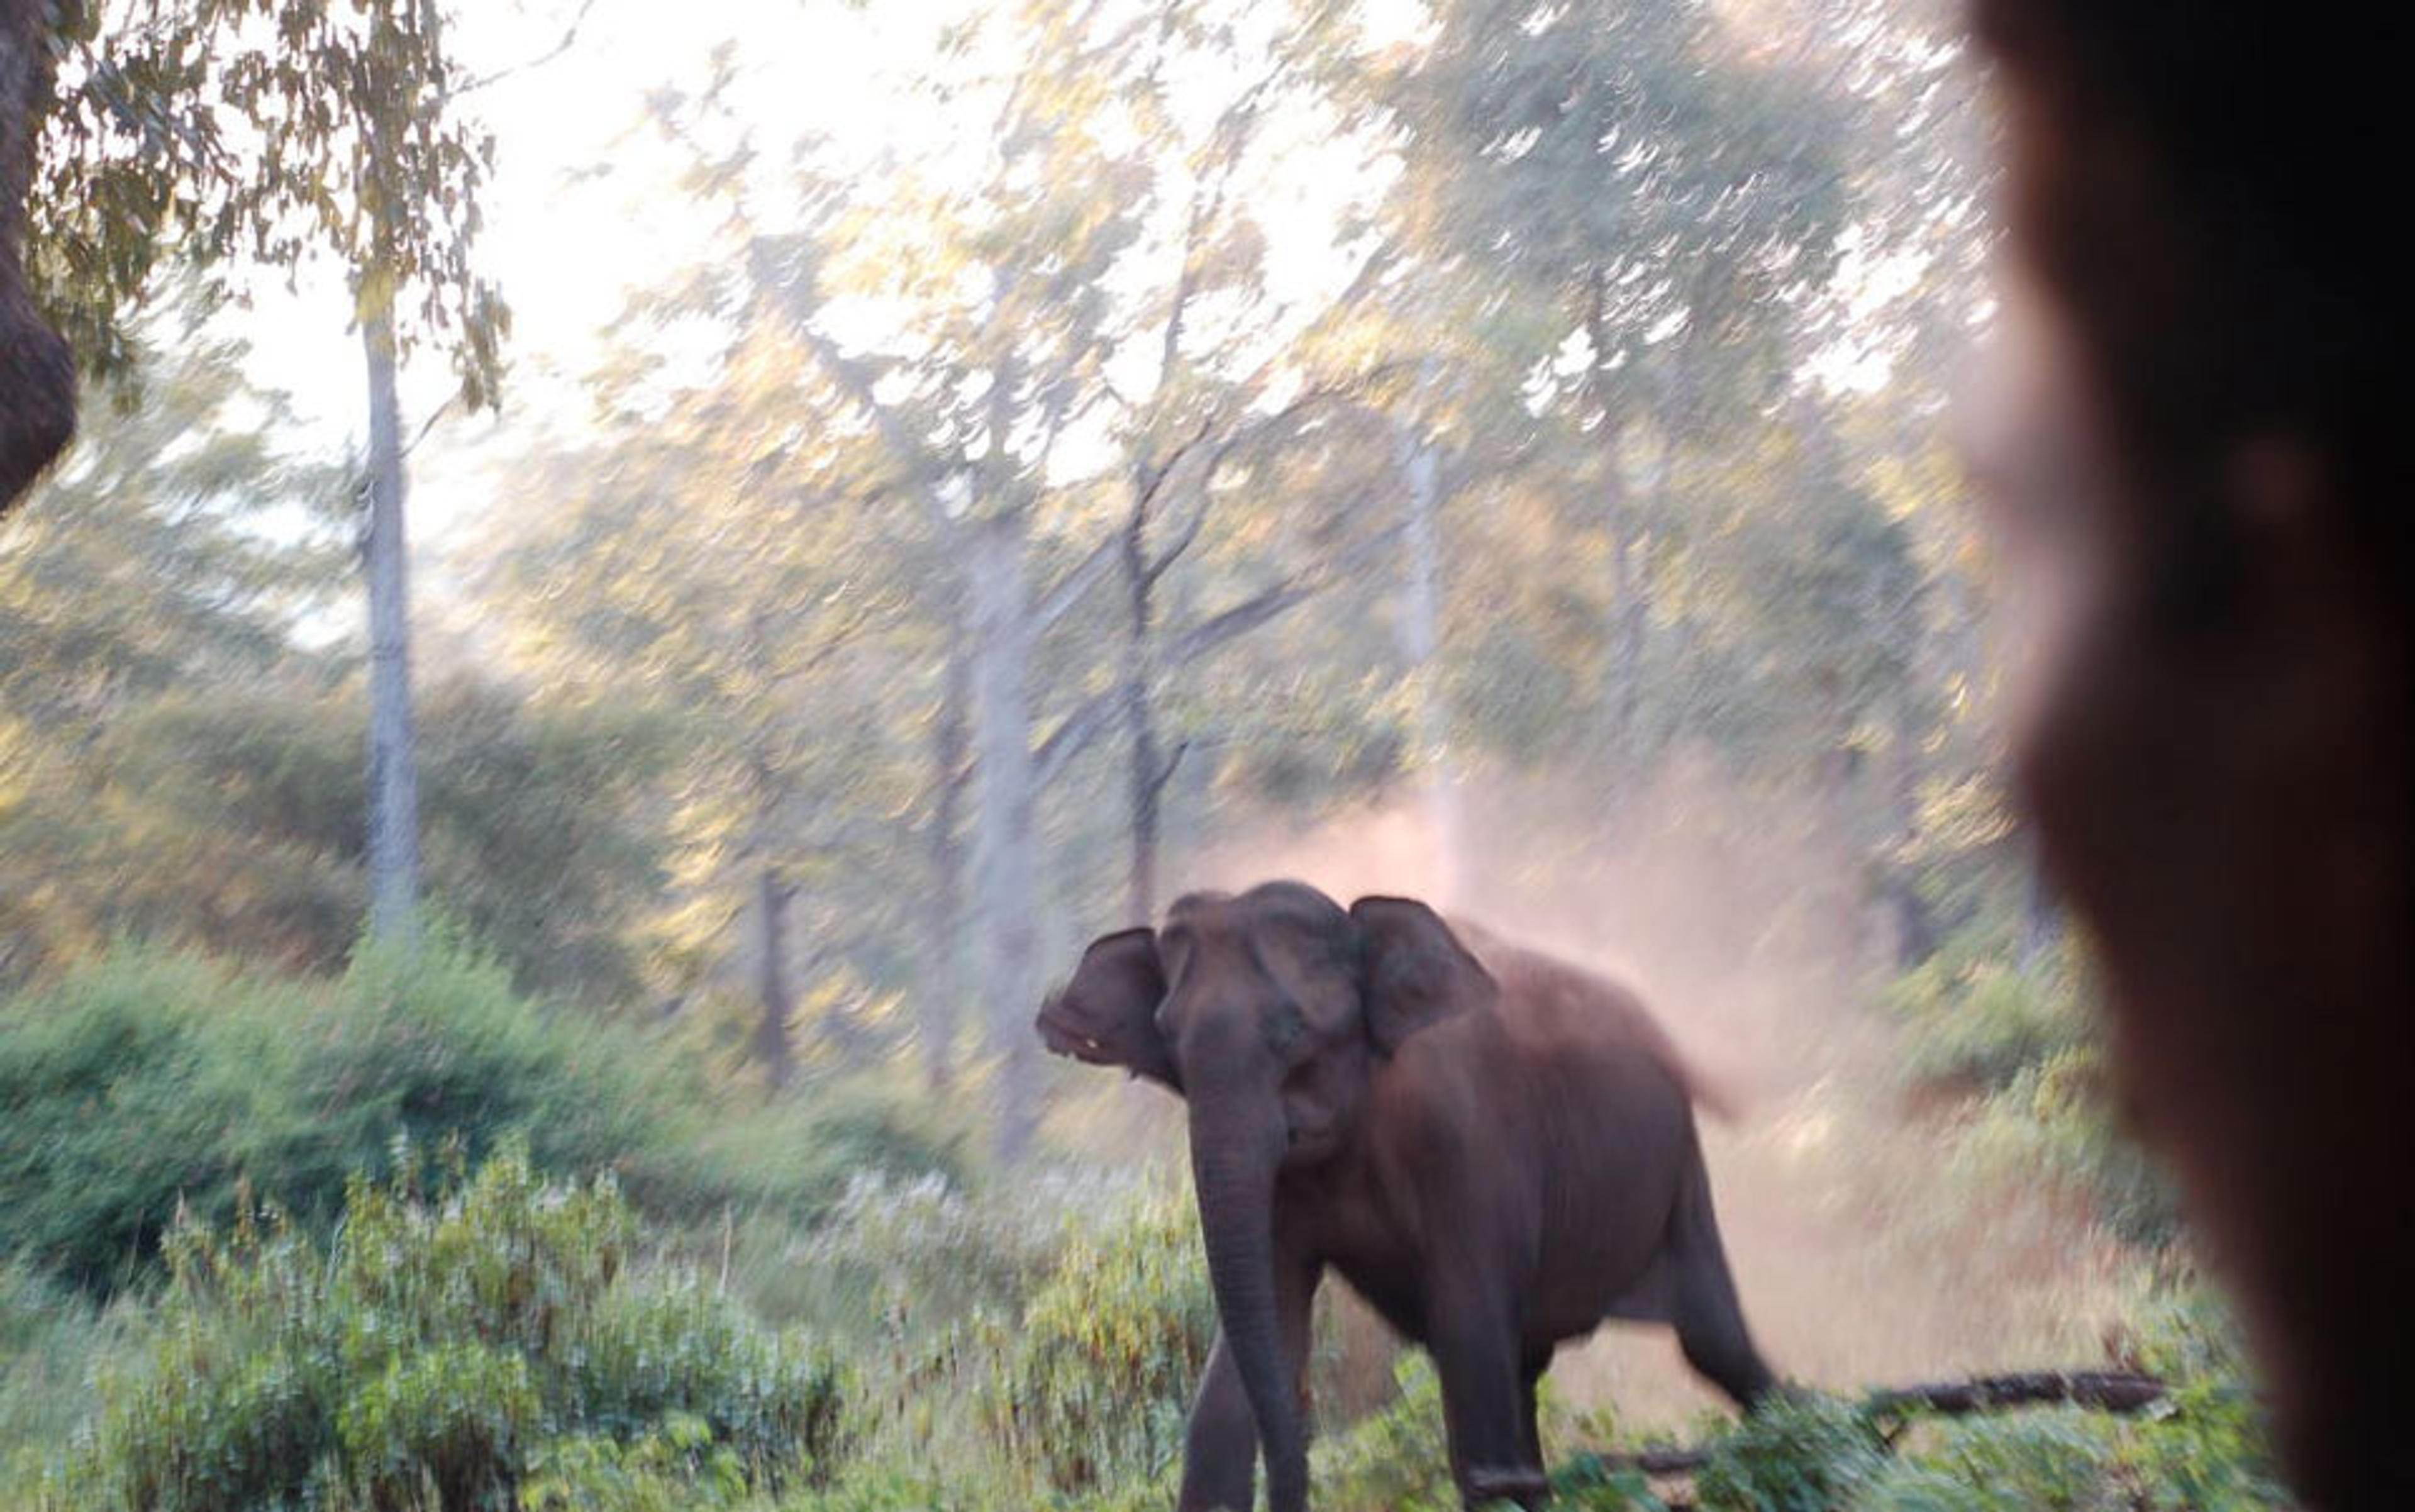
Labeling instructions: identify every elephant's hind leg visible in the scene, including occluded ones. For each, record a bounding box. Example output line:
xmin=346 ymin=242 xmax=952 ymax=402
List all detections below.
xmin=1667 ymin=1149 xmax=1777 ymax=1408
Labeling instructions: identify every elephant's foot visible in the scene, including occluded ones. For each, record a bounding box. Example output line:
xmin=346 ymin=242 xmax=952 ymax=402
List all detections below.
xmin=1464 ymin=1464 xmax=1551 ymax=1508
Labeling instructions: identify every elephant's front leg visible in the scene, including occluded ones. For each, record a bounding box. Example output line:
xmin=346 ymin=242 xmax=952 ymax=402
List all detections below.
xmin=1430 ymin=1301 xmax=1551 ymax=1509
xmin=1178 ymin=1255 xmax=1323 ymax=1512
xmin=1178 ymin=1334 xmax=1258 ymax=1512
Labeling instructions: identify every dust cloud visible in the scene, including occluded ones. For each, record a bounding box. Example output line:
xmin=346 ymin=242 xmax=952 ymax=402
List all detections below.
xmin=1045 ymin=750 xmax=2143 ymax=1431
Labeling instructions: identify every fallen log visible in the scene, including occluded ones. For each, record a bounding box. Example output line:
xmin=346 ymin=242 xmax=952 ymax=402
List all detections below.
xmin=1570 ymin=1369 xmax=2170 ymax=1479
xmin=1867 ymin=1369 xmax=2169 ymax=1417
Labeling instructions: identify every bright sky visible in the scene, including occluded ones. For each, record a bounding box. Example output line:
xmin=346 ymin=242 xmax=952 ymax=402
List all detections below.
xmin=238 ymin=0 xmax=958 ymax=543
xmin=236 ymin=0 xmax=1421 ymax=560
xmin=227 ymin=0 xmax=1926 ymax=573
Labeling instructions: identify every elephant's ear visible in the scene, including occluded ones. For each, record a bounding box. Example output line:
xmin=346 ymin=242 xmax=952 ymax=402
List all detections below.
xmin=1035 ymin=927 xmax=1180 ymax=1092
xmin=1350 ymin=896 xmax=1497 ymax=1057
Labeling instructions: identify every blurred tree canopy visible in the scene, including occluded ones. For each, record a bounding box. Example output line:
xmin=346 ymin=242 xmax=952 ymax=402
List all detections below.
xmin=1 ymin=0 xmax=2036 ymax=1152
xmin=28 ymin=0 xmax=504 ymax=398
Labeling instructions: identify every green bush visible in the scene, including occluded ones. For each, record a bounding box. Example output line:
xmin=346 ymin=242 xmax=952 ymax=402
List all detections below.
xmin=0 ymin=940 xmax=954 ymax=1297
xmin=1889 ymin=938 xmax=2087 ymax=1096
xmin=776 ymin=1171 xmax=1394 ymax=1507
xmin=1313 ymin=1355 xmax=1458 ymax=1512
xmin=738 ymin=1170 xmax=1075 ymax=1343
xmin=1947 ymin=1050 xmax=2180 ymax=1247
xmin=1857 ymin=1411 xmax=2116 ymax=1511
xmin=1887 ymin=928 xmax=2180 ymax=1247
xmin=23 ymin=1147 xmax=847 ymax=1512
xmin=978 ymin=1182 xmax=1217 ymax=1498
xmin=0 ymin=1262 xmax=143 ymax=1493
xmin=1540 ymin=1294 xmax=2282 ymax=1512
xmin=1694 ymin=1393 xmax=1890 ymax=1512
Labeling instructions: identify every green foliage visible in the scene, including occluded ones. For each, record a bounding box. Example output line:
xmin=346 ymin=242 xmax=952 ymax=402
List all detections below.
xmin=1312 ymin=1355 xmax=1458 ymax=1512
xmin=521 ymin=1416 xmax=750 ymax=1512
xmin=0 ymin=938 xmax=953 ymax=1298
xmin=32 ymin=679 xmax=684 ymax=1004
xmin=1949 ymin=1052 xmax=2181 ymax=1248
xmin=1890 ymin=943 xmax=2084 ymax=1094
xmin=1548 ymin=1298 xmax=2284 ymax=1512
xmin=33 ymin=0 xmax=506 ymax=402
xmin=1890 ymin=927 xmax=2181 ymax=1246
xmin=737 ymin=1172 xmax=1071 ymax=1343
xmin=23 ymin=1148 xmax=845 ymax=1512
xmin=0 ymin=1261 xmax=139 ymax=1490
xmin=979 ymin=1183 xmax=1217 ymax=1498
xmin=1858 ymin=1411 xmax=2115 ymax=1511
xmin=1691 ymin=1393 xmax=1891 ymax=1512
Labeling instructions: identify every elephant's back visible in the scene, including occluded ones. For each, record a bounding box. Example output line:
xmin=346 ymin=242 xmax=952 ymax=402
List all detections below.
xmin=1451 ymin=922 xmax=1716 ymax=1115
xmin=1445 ymin=928 xmax=1711 ymax=1334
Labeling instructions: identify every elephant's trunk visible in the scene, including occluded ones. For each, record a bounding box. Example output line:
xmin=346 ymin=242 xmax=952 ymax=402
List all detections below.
xmin=1189 ymin=1091 xmax=1307 ymax=1512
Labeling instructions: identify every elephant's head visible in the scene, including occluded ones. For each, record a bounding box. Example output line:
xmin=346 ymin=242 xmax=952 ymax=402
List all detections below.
xmin=1034 ymin=880 xmax=1496 ymax=1509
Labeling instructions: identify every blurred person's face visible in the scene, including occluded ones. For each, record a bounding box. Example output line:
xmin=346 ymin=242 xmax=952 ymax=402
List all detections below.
xmin=1972 ymin=52 xmax=2410 ymax=1509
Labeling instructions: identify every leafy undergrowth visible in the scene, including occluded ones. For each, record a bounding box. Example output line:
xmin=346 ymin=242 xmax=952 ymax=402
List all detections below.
xmin=2 ymin=1150 xmax=2284 ymax=1512
xmin=1540 ymin=1296 xmax=2283 ymax=1511
xmin=8 ymin=1147 xmax=847 ymax=1512
xmin=0 ymin=938 xmax=959 ymax=1299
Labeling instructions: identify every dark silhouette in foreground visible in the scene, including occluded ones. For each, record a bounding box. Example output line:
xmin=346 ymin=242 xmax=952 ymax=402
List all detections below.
xmin=1038 ymin=881 xmax=1773 ymax=1512
xmin=1 ymin=0 xmax=73 ymax=511
xmin=1972 ymin=4 xmax=2411 ymax=1507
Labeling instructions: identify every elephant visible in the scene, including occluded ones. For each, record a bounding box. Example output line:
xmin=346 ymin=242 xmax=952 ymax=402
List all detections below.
xmin=1035 ymin=879 xmax=1777 ymax=1512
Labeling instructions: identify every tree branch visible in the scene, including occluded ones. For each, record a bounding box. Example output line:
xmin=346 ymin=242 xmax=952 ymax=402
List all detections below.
xmin=1152 ymin=740 xmax=1190 ymax=795
xmin=1867 ymin=1370 xmax=2171 ymax=1418
xmin=1033 ymin=516 xmax=1405 ymax=786
xmin=457 ymin=0 xmax=603 ymax=95
xmin=1563 ymin=1372 xmax=2174 ymax=1481
xmin=1031 ymin=692 xmax=1118 ymax=788
xmin=748 ymin=236 xmax=953 ymax=528
xmin=400 ymin=395 xmax=458 ymax=459
xmin=1032 ymin=534 xmax=1119 ymax=631
xmin=1144 ymin=375 xmax=1397 ymax=584
xmin=1153 ymin=50 xmax=1289 ymax=390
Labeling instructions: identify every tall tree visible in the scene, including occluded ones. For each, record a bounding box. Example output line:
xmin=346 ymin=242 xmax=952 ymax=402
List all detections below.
xmin=1370 ymin=0 xmax=1848 ymax=794
xmin=745 ymin=2 xmax=1153 ymax=1155
xmin=0 ymin=0 xmax=70 ymax=508
xmin=321 ymin=1 xmax=508 ymax=945
xmin=12 ymin=0 xmax=514 ymax=945
xmin=1389 ymin=383 xmax=1460 ymax=901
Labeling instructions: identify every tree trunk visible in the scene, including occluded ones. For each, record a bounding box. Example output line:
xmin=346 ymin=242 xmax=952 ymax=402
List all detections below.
xmin=1584 ymin=1371 xmax=2169 ymax=1477
xmin=1391 ymin=414 xmax=1462 ymax=905
xmin=966 ymin=512 xmax=1043 ymax=1162
xmin=1121 ymin=497 xmax=1161 ymax=928
xmin=362 ymin=307 xmax=420 ymax=948
xmin=923 ymin=630 xmax=970 ymax=1092
xmin=1602 ymin=494 xmax=1650 ymax=787
xmin=1586 ymin=273 xmax=1650 ymax=798
xmin=753 ymin=865 xmax=796 ymax=1089
xmin=0 ymin=0 xmax=74 ymax=512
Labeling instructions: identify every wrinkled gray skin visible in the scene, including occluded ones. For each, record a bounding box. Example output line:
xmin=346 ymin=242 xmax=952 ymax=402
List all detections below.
xmin=1036 ymin=881 xmax=1775 ymax=1512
